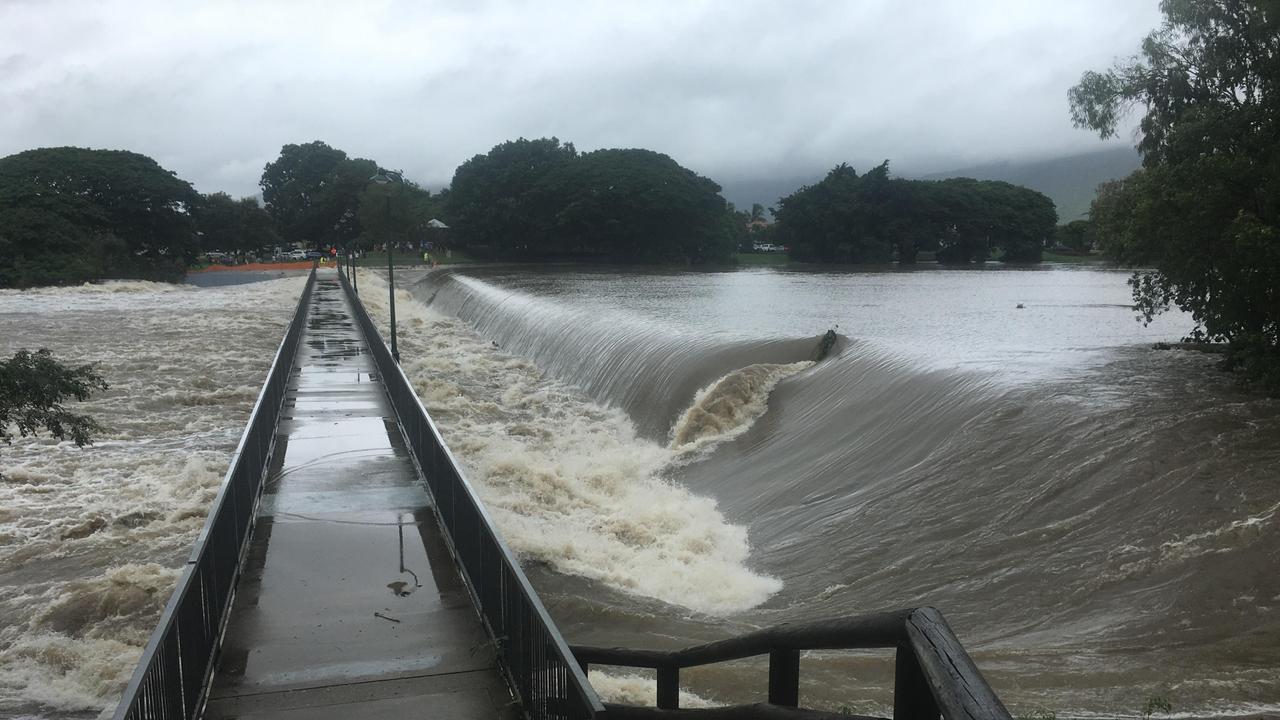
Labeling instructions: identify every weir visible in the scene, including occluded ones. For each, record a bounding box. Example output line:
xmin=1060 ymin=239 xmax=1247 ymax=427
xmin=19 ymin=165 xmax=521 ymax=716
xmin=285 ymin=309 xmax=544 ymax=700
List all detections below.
xmin=114 ymin=266 xmax=1013 ymax=720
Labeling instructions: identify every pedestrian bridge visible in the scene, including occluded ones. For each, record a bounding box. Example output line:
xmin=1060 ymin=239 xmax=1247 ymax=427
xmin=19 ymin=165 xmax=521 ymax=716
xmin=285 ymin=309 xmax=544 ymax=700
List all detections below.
xmin=113 ymin=266 xmax=1013 ymax=720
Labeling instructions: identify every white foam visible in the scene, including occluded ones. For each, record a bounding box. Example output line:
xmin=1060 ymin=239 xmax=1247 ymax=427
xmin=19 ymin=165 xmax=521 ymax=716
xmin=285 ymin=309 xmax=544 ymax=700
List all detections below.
xmin=0 ymin=276 xmax=306 ymax=714
xmin=670 ymin=361 xmax=812 ymax=453
xmin=587 ymin=670 xmax=719 ymax=708
xmin=356 ymin=270 xmax=782 ymax=615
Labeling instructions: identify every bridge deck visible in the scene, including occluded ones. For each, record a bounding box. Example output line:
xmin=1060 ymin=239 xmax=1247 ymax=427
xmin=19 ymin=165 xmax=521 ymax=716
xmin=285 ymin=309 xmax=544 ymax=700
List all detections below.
xmin=203 ymin=276 xmax=514 ymax=719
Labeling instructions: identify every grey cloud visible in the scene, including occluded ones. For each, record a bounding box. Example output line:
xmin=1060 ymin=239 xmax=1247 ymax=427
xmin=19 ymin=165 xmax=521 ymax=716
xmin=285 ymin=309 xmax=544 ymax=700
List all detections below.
xmin=0 ymin=0 xmax=1161 ymax=198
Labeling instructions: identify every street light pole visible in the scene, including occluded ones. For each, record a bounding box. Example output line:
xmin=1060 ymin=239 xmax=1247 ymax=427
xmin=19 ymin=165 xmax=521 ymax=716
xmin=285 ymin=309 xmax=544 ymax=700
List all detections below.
xmin=370 ymin=170 xmax=402 ymax=362
xmin=385 ymin=193 xmax=398 ymax=362
xmin=348 ymin=244 xmax=357 ymax=294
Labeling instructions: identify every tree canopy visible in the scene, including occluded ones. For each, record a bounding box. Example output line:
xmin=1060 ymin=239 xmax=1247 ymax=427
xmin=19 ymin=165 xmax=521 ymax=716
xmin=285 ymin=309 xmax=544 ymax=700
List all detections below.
xmin=772 ymin=162 xmax=1057 ymax=264
xmin=444 ymin=138 xmax=736 ymax=263
xmin=1070 ymin=0 xmax=1280 ymax=390
xmin=195 ymin=192 xmax=281 ymax=254
xmin=260 ymin=141 xmax=378 ymax=248
xmin=356 ymin=177 xmax=443 ymax=250
xmin=0 ymin=147 xmax=200 ymax=287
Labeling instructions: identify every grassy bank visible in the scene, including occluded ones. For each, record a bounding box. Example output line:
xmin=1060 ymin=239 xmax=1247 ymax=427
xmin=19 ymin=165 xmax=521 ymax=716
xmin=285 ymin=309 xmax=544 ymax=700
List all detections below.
xmin=735 ymin=252 xmax=790 ymax=265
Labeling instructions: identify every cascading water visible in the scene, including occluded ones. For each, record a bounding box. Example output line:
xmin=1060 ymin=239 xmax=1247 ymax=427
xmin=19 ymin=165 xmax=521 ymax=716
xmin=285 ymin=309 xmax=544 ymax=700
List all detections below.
xmin=361 ymin=265 xmax=1280 ymax=718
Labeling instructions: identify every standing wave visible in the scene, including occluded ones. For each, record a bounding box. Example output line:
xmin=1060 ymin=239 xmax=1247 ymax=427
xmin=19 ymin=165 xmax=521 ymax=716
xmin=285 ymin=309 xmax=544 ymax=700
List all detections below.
xmin=357 ymin=270 xmax=790 ymax=615
xmin=410 ymin=271 xmax=823 ymax=440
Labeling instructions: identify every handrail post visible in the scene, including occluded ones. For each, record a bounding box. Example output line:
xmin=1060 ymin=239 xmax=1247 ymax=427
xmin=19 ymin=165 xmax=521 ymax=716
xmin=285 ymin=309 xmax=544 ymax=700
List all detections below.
xmin=894 ymin=646 xmax=939 ymax=720
xmin=656 ymin=664 xmax=680 ymax=710
xmin=768 ymin=648 xmax=801 ymax=707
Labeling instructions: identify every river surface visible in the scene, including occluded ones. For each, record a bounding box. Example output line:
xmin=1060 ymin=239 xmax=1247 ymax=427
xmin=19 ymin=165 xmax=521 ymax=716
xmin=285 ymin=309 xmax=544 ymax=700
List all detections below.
xmin=356 ymin=264 xmax=1279 ymax=719
xmin=1 ymin=265 xmax=1276 ymax=719
xmin=0 ymin=276 xmax=305 ymax=719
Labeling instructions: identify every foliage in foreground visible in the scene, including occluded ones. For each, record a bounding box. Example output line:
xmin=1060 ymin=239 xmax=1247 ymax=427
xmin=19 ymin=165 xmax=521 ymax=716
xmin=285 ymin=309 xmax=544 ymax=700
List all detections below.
xmin=0 ymin=349 xmax=107 ymax=478
xmin=1071 ymin=0 xmax=1280 ymax=392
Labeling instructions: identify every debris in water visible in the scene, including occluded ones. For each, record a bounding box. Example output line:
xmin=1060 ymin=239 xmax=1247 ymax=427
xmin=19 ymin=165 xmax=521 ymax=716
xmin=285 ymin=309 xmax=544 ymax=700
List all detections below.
xmin=374 ymin=611 xmax=402 ymax=623
xmin=813 ymin=327 xmax=838 ymax=361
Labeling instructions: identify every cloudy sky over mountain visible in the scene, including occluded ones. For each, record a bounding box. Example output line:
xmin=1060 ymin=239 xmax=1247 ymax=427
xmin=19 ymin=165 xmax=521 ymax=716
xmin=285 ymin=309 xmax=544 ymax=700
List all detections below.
xmin=1 ymin=0 xmax=1161 ymax=197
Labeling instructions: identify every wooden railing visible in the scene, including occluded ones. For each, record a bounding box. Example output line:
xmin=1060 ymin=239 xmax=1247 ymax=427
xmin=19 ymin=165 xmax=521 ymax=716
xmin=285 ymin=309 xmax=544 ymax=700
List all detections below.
xmin=572 ymin=606 xmax=1010 ymax=720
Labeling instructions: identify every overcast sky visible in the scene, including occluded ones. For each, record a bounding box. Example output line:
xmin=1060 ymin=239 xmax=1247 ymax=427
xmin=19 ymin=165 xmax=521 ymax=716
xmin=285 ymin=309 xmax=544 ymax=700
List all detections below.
xmin=1 ymin=0 xmax=1161 ymax=198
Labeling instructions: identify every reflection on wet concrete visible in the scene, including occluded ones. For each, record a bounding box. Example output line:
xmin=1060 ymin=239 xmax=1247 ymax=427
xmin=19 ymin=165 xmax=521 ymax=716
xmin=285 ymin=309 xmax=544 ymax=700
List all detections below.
xmin=205 ymin=275 xmax=514 ymax=719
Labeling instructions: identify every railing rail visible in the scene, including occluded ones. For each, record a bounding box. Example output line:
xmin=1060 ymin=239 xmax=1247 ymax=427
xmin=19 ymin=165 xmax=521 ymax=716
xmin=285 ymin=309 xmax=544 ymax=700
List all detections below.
xmin=338 ymin=267 xmax=606 ymax=720
xmin=572 ymin=607 xmax=1012 ymax=720
xmin=113 ymin=267 xmax=317 ymax=720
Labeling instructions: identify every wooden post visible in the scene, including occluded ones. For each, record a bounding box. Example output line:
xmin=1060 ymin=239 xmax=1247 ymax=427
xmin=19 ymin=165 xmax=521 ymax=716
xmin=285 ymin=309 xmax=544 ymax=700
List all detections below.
xmin=894 ymin=646 xmax=939 ymax=720
xmin=656 ymin=664 xmax=679 ymax=710
xmin=768 ymin=648 xmax=801 ymax=706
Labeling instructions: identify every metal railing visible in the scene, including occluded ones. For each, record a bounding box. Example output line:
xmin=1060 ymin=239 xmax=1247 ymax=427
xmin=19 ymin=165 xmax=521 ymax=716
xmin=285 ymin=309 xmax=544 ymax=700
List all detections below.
xmin=572 ymin=608 xmax=1011 ymax=720
xmin=113 ymin=267 xmax=317 ymax=720
xmin=338 ymin=267 xmax=606 ymax=720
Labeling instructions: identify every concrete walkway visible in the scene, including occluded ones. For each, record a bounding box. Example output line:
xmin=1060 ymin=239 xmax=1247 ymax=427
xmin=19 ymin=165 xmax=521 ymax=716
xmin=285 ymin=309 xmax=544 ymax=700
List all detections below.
xmin=204 ymin=276 xmax=515 ymax=719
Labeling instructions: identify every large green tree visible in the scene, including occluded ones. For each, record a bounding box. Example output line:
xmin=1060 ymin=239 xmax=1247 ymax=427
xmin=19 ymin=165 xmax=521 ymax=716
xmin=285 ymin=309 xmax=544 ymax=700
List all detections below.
xmin=1070 ymin=0 xmax=1280 ymax=390
xmin=446 ymin=137 xmax=578 ymax=255
xmin=260 ymin=141 xmax=377 ymax=248
xmin=0 ymin=147 xmax=199 ymax=286
xmin=773 ymin=164 xmax=1055 ymax=264
xmin=195 ymin=192 xmax=282 ymax=254
xmin=356 ymin=177 xmax=441 ymax=250
xmin=533 ymin=148 xmax=736 ymax=263
xmin=444 ymin=138 xmax=734 ymax=263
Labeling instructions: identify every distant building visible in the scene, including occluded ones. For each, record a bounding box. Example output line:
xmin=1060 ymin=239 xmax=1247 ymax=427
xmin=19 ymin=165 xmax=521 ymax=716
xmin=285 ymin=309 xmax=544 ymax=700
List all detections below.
xmin=746 ymin=217 xmax=770 ymax=232
xmin=427 ymin=218 xmax=450 ymax=229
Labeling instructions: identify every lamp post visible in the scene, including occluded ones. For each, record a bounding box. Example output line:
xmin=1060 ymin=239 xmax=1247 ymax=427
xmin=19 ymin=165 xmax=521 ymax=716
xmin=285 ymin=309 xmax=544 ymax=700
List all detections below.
xmin=347 ymin=243 xmax=358 ymax=294
xmin=369 ymin=170 xmax=402 ymax=361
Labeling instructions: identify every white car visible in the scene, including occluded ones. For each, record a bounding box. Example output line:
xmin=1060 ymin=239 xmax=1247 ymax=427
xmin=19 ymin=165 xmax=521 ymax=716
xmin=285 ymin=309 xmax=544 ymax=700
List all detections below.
xmin=285 ymin=249 xmax=308 ymax=260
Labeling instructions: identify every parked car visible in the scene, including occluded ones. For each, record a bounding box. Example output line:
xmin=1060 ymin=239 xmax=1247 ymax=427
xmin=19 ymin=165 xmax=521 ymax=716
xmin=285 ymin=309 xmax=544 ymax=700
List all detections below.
xmin=752 ymin=243 xmax=785 ymax=253
xmin=304 ymin=250 xmax=323 ymax=260
xmin=285 ymin=249 xmax=308 ymax=261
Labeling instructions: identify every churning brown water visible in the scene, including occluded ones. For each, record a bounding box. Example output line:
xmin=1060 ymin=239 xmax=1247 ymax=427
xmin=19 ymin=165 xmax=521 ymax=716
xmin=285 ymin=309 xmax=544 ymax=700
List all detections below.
xmin=364 ymin=265 xmax=1278 ymax=719
xmin=0 ymin=276 xmax=305 ymax=718
xmin=3 ymin=266 xmax=1276 ymax=719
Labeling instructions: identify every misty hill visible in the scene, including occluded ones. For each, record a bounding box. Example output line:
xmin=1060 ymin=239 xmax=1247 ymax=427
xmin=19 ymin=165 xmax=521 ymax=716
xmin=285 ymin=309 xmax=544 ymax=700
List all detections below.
xmin=719 ymin=146 xmax=1141 ymax=223
xmin=919 ymin=146 xmax=1141 ymax=221
xmin=718 ymin=175 xmax=823 ymax=218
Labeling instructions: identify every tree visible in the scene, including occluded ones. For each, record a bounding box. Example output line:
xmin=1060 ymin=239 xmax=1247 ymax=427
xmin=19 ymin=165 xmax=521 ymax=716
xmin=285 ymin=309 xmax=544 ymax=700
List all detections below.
xmin=195 ymin=193 xmax=282 ymax=254
xmin=445 ymin=137 xmax=578 ymax=255
xmin=0 ymin=147 xmax=199 ymax=286
xmin=1070 ymin=0 xmax=1280 ymax=390
xmin=260 ymin=141 xmax=377 ymax=248
xmin=1055 ymin=219 xmax=1096 ymax=253
xmin=773 ymin=163 xmax=1055 ymax=264
xmin=774 ymin=163 xmax=884 ymax=263
xmin=356 ymin=178 xmax=439 ymax=251
xmin=443 ymin=138 xmax=734 ymax=263
xmin=0 ymin=349 xmax=107 ymax=478
xmin=533 ymin=148 xmax=736 ymax=263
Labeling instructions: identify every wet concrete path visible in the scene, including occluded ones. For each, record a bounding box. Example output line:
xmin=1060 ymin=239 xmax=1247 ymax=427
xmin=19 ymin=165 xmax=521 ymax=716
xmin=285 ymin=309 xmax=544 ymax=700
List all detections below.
xmin=204 ymin=276 xmax=514 ymax=719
